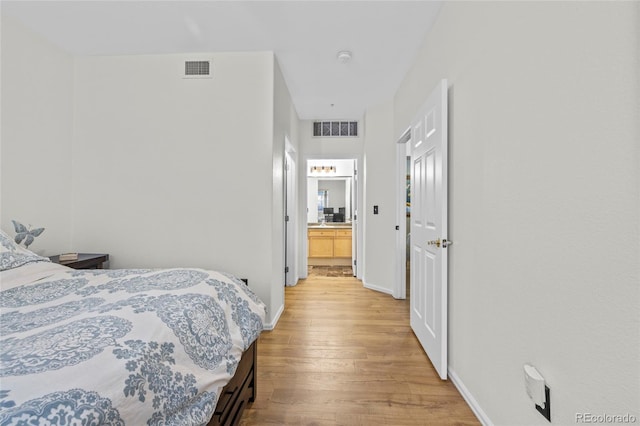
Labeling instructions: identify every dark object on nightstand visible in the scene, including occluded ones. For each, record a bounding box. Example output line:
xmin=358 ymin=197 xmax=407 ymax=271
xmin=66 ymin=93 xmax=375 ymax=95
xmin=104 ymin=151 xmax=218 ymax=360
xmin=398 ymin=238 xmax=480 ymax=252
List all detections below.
xmin=49 ymin=253 xmax=109 ymax=269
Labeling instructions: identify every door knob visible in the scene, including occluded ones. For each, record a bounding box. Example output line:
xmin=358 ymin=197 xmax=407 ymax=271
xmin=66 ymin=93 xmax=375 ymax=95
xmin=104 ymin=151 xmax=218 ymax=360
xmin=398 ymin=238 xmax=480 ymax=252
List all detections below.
xmin=427 ymin=239 xmax=441 ymax=248
xmin=427 ymin=238 xmax=453 ymax=248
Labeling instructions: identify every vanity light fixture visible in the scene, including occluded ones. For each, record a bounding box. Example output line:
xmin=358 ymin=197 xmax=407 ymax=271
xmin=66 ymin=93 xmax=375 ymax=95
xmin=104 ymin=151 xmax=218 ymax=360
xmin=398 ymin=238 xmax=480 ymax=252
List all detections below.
xmin=310 ymin=166 xmax=336 ymax=173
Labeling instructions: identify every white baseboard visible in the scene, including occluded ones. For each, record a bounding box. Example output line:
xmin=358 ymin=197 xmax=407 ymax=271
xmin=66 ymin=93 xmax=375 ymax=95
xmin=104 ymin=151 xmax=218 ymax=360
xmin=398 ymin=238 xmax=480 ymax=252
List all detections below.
xmin=285 ymin=276 xmax=300 ymax=287
xmin=448 ymin=367 xmax=493 ymax=426
xmin=263 ymin=303 xmax=284 ymax=330
xmin=363 ymin=280 xmax=393 ymax=295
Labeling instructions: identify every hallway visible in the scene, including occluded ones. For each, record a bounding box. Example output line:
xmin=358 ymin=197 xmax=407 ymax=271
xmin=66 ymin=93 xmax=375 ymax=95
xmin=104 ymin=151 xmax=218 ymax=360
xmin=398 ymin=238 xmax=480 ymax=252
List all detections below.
xmin=240 ymin=273 xmax=478 ymax=425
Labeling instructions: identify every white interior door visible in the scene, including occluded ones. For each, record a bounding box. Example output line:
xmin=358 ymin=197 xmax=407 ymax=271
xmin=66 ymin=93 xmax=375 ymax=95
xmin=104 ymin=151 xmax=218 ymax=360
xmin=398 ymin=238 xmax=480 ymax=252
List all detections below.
xmin=351 ymin=159 xmax=358 ymax=276
xmin=410 ymin=79 xmax=449 ymax=380
xmin=285 ymin=152 xmax=297 ymax=286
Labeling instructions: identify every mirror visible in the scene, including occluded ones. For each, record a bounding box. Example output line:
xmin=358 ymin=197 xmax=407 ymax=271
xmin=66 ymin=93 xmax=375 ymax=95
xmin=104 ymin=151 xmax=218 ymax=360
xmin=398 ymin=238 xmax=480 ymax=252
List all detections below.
xmin=307 ymin=177 xmax=352 ymax=223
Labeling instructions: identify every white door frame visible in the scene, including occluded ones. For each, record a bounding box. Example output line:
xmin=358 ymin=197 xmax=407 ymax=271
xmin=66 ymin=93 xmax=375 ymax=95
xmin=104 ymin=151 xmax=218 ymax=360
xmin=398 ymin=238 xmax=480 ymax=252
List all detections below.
xmin=394 ymin=128 xmax=412 ymax=299
xmin=351 ymin=159 xmax=358 ymax=277
xmin=299 ymin=155 xmax=363 ymax=280
xmin=284 ymin=149 xmax=297 ymax=286
xmin=284 ymin=138 xmax=298 ymax=286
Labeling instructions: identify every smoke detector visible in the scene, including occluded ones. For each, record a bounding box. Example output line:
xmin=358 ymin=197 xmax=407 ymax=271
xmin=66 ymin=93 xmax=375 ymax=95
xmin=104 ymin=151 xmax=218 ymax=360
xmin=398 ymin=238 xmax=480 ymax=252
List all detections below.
xmin=336 ymin=50 xmax=352 ymax=64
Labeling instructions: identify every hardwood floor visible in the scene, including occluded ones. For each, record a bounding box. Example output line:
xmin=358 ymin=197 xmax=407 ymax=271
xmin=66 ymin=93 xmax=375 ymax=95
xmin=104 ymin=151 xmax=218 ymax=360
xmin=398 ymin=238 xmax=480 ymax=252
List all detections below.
xmin=240 ymin=273 xmax=479 ymax=425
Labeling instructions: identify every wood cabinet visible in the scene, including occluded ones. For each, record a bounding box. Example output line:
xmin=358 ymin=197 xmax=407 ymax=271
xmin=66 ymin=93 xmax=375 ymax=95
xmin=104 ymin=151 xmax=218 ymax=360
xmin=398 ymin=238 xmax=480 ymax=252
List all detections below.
xmin=333 ymin=230 xmax=352 ymax=258
xmin=308 ymin=231 xmax=334 ymax=257
xmin=308 ymin=228 xmax=352 ymax=262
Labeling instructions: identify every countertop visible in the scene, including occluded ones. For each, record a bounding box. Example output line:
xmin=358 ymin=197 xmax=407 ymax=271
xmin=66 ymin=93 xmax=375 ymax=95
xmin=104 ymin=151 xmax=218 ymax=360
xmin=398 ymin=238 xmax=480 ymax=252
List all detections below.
xmin=308 ymin=223 xmax=352 ymax=229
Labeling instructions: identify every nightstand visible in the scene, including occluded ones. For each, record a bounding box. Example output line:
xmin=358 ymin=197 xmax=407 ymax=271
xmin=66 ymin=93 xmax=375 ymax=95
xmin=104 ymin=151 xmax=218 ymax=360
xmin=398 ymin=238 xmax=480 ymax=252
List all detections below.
xmin=49 ymin=253 xmax=109 ymax=269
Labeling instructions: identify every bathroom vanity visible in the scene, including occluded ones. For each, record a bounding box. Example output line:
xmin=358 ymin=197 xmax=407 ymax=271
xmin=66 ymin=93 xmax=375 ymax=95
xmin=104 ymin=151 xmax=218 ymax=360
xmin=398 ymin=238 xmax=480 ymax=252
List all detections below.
xmin=307 ymin=224 xmax=352 ymax=266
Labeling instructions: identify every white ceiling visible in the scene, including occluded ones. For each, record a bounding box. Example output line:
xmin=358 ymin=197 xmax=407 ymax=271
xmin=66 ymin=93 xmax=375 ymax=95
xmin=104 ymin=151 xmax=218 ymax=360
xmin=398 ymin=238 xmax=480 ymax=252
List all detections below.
xmin=1 ymin=1 xmax=442 ymax=120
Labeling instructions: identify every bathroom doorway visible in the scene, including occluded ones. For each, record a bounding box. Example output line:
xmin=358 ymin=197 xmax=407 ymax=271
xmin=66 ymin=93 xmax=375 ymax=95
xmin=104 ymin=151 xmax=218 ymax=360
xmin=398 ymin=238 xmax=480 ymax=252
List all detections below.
xmin=306 ymin=159 xmax=357 ymax=278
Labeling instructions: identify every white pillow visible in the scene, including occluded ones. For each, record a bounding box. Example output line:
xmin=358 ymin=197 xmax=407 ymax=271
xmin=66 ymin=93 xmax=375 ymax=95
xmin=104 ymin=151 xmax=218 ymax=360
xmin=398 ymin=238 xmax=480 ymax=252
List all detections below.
xmin=0 ymin=229 xmax=50 ymax=271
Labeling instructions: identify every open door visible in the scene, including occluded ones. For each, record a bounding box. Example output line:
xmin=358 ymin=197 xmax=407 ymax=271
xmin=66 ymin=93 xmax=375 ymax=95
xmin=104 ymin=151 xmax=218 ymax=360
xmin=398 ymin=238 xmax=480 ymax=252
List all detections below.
xmin=410 ymin=79 xmax=449 ymax=380
xmin=351 ymin=159 xmax=358 ymax=277
xmin=284 ymin=150 xmax=297 ymax=286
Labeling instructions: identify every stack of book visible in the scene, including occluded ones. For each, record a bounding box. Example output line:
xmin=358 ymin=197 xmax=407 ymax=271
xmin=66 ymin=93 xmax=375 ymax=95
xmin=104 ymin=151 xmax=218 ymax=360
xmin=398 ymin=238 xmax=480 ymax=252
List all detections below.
xmin=58 ymin=253 xmax=79 ymax=262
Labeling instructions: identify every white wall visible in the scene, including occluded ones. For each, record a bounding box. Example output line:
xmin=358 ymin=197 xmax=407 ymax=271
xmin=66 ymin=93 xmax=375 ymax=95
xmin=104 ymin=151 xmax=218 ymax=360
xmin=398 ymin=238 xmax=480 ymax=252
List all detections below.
xmin=307 ymin=178 xmax=319 ymax=223
xmin=394 ymin=2 xmax=639 ymax=424
xmin=0 ymin=16 xmax=74 ymax=255
xmin=1 ymin=14 xmax=298 ymax=326
xmin=72 ymin=51 xmax=279 ymax=322
xmin=362 ymin=100 xmax=396 ymax=295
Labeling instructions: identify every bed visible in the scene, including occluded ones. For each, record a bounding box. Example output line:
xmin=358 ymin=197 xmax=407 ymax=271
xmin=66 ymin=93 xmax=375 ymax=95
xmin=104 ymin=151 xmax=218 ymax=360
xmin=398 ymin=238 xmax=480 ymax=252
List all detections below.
xmin=0 ymin=230 xmax=265 ymax=425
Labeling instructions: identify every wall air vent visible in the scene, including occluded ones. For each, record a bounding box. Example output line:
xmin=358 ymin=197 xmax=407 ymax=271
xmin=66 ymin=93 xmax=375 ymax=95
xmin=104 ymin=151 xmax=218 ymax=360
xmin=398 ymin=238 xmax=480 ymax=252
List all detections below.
xmin=183 ymin=60 xmax=212 ymax=79
xmin=313 ymin=121 xmax=358 ymax=137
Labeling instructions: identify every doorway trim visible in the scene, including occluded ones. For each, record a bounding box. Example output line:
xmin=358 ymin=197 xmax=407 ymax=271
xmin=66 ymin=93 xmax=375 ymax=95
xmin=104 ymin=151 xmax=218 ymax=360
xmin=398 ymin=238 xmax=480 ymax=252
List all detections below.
xmin=394 ymin=127 xmax=411 ymax=299
xmin=300 ymin=155 xmax=363 ymax=281
xmin=284 ymin=140 xmax=298 ymax=286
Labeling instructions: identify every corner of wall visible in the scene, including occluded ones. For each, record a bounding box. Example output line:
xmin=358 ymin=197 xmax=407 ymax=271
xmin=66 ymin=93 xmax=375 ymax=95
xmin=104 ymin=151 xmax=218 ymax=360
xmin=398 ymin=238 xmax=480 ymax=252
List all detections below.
xmin=263 ymin=302 xmax=285 ymax=331
xmin=361 ymin=100 xmax=396 ymax=295
xmin=0 ymin=14 xmax=74 ymax=255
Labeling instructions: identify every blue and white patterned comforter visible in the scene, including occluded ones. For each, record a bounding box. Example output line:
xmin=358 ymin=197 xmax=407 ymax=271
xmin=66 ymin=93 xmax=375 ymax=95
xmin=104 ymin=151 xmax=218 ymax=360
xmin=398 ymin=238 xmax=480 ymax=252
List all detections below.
xmin=0 ymin=262 xmax=266 ymax=426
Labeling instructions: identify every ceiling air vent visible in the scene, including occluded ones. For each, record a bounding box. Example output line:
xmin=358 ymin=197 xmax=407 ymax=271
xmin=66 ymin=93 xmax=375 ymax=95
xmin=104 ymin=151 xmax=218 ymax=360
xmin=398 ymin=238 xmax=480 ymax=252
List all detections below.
xmin=183 ymin=60 xmax=212 ymax=79
xmin=313 ymin=121 xmax=358 ymax=137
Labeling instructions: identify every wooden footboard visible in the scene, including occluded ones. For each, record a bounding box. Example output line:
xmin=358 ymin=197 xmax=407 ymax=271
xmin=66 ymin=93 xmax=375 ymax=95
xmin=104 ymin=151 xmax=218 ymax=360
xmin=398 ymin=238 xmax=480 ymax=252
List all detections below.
xmin=208 ymin=340 xmax=257 ymax=426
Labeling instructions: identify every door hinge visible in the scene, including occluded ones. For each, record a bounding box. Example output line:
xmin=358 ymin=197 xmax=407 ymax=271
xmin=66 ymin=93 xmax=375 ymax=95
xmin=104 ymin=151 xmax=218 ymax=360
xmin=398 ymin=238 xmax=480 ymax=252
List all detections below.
xmin=395 ymin=225 xmax=400 ymax=230
xmin=285 ymin=215 xmax=289 ymax=222
xmin=353 ymin=260 xmax=357 ymax=266
xmin=285 ymin=266 xmax=289 ymax=273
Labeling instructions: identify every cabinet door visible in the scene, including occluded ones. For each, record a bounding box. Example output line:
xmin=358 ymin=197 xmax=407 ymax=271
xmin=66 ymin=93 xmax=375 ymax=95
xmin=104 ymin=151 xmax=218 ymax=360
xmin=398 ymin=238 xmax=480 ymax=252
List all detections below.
xmin=309 ymin=237 xmax=334 ymax=257
xmin=334 ymin=232 xmax=352 ymax=258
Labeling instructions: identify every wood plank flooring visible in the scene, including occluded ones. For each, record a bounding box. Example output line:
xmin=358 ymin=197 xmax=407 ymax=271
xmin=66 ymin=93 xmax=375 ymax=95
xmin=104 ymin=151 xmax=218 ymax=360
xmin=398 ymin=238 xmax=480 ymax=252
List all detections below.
xmin=240 ymin=273 xmax=479 ymax=425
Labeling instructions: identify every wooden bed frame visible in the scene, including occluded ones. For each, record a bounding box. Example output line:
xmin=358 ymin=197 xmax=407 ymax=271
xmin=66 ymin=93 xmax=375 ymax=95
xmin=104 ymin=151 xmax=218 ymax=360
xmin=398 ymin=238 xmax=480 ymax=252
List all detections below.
xmin=207 ymin=340 xmax=257 ymax=426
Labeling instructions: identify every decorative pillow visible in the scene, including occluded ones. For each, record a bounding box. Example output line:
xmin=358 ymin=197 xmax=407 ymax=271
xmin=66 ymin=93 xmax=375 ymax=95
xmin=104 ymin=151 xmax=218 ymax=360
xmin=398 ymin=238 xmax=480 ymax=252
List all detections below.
xmin=0 ymin=229 xmax=50 ymax=271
